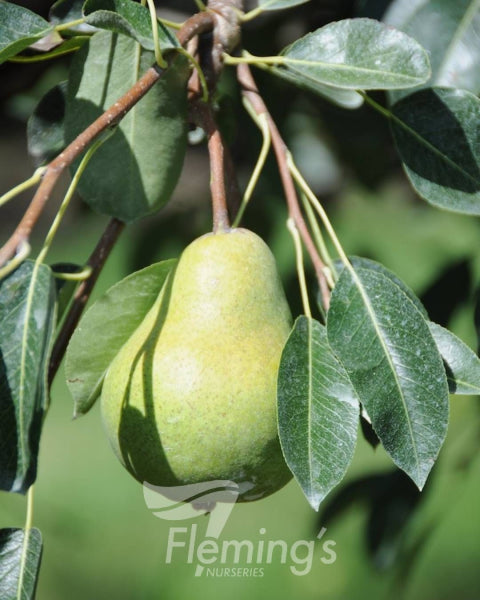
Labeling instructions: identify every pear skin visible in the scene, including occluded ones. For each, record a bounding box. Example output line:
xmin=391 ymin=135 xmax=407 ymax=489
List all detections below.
xmin=101 ymin=228 xmax=293 ymax=500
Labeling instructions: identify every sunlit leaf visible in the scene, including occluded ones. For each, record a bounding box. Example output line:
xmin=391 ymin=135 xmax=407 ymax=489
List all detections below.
xmin=65 ymin=259 xmax=176 ymax=416
xmin=274 ymin=18 xmax=430 ymax=90
xmin=0 ymin=2 xmax=52 ymax=64
xmin=0 ymin=528 xmax=43 ymax=600
xmin=428 ymin=322 xmax=480 ymax=395
xmin=385 ymin=0 xmax=480 ymax=100
xmin=327 ymin=263 xmax=449 ymax=489
xmin=277 ymin=316 xmax=359 ymax=510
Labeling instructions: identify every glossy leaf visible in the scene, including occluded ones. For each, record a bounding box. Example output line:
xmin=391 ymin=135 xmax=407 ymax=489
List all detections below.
xmin=428 ymin=322 xmax=480 ymax=395
xmin=385 ymin=0 xmax=480 ymax=100
xmin=65 ymin=31 xmax=188 ymax=222
xmin=336 ymin=256 xmax=428 ymax=318
xmin=65 ymin=259 xmax=176 ymax=416
xmin=258 ymin=0 xmax=311 ymax=10
xmin=392 ymin=87 xmax=480 ymax=215
xmin=0 ymin=528 xmax=43 ymax=600
xmin=327 ymin=264 xmax=449 ymax=489
xmin=342 ymin=257 xmax=480 ymax=394
xmin=27 ymin=82 xmax=67 ymax=165
xmin=277 ymin=316 xmax=359 ymax=510
xmin=0 ymin=2 xmax=52 ymax=65
xmin=275 ymin=18 xmax=430 ymax=91
xmin=0 ymin=261 xmax=56 ymax=493
xmin=268 ymin=66 xmax=364 ymax=109
xmin=83 ymin=0 xmax=179 ymax=51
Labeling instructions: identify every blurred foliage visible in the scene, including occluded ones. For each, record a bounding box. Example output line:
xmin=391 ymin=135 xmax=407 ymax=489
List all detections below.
xmin=1 ymin=0 xmax=480 ymax=598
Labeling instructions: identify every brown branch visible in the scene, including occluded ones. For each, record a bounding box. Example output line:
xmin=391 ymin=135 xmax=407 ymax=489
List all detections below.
xmin=236 ymin=63 xmax=331 ymax=311
xmin=193 ymin=102 xmax=231 ymax=232
xmin=0 ymin=11 xmax=215 ymax=268
xmin=48 ymin=218 xmax=125 ymax=385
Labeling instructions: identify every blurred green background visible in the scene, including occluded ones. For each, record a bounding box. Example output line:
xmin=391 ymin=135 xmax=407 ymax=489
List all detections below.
xmin=1 ymin=1 xmax=480 ymax=598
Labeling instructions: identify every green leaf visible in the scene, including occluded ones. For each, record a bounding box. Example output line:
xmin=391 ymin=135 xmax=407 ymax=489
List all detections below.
xmin=391 ymin=87 xmax=480 ymax=215
xmin=258 ymin=0 xmax=311 ymax=11
xmin=274 ymin=18 xmax=431 ymax=91
xmin=65 ymin=259 xmax=176 ymax=416
xmin=277 ymin=316 xmax=359 ymax=510
xmin=27 ymin=82 xmax=67 ymax=166
xmin=0 ymin=528 xmax=43 ymax=600
xmin=428 ymin=322 xmax=480 ymax=395
xmin=336 ymin=256 xmax=428 ymax=318
xmin=0 ymin=261 xmax=57 ymax=494
xmin=83 ymin=0 xmax=179 ymax=51
xmin=340 ymin=257 xmax=480 ymax=395
xmin=65 ymin=31 xmax=188 ymax=222
xmin=268 ymin=66 xmax=364 ymax=110
xmin=49 ymin=0 xmax=84 ymax=24
xmin=327 ymin=264 xmax=449 ymax=490
xmin=0 ymin=2 xmax=53 ymax=65
xmin=385 ymin=0 xmax=480 ymax=101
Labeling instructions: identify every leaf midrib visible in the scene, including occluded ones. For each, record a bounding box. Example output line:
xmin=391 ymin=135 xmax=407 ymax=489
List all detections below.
xmin=349 ymin=268 xmax=420 ymax=482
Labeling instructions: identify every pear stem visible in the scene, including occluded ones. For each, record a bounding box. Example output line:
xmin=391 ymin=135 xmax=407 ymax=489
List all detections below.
xmin=236 ymin=63 xmax=331 ymax=311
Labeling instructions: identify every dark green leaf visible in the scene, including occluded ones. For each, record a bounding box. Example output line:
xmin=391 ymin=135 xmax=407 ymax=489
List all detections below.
xmin=327 ymin=264 xmax=449 ymax=489
xmin=277 ymin=316 xmax=359 ymax=510
xmin=65 ymin=259 xmax=176 ymax=416
xmin=385 ymin=0 xmax=480 ymax=101
xmin=27 ymin=82 xmax=67 ymax=166
xmin=391 ymin=87 xmax=480 ymax=215
xmin=0 ymin=528 xmax=43 ymax=600
xmin=336 ymin=256 xmax=428 ymax=318
xmin=428 ymin=322 xmax=480 ymax=395
xmin=83 ymin=0 xmax=179 ymax=51
xmin=0 ymin=261 xmax=56 ymax=494
xmin=65 ymin=31 xmax=188 ymax=222
xmin=258 ymin=0 xmax=311 ymax=11
xmin=340 ymin=258 xmax=479 ymax=395
xmin=274 ymin=18 xmax=430 ymax=91
xmin=49 ymin=0 xmax=84 ymax=24
xmin=0 ymin=2 xmax=53 ymax=64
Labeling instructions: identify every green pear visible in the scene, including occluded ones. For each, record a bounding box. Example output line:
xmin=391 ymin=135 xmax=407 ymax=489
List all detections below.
xmin=101 ymin=228 xmax=293 ymax=501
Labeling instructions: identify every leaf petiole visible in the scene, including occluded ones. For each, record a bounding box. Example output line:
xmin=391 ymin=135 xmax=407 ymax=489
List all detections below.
xmin=36 ymin=128 xmax=117 ymax=266
xmin=0 ymin=167 xmax=46 ymax=207
xmin=0 ymin=241 xmax=31 ymax=281
xmin=287 ymin=153 xmax=351 ymax=271
xmin=232 ymin=100 xmax=271 ymax=227
xmin=145 ymin=0 xmax=167 ymax=68
xmin=287 ymin=218 xmax=312 ymax=319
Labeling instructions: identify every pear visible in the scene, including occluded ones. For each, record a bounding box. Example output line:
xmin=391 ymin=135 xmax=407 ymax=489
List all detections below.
xmin=101 ymin=228 xmax=293 ymax=501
